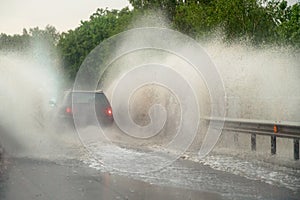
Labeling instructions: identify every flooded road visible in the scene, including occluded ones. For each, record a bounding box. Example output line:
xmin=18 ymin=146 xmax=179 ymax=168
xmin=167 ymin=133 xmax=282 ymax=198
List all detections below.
xmin=81 ymin=142 xmax=300 ymax=199
xmin=1 ymin=25 xmax=300 ymax=200
xmin=0 ymin=157 xmax=223 ymax=200
xmin=0 ymin=130 xmax=299 ymax=200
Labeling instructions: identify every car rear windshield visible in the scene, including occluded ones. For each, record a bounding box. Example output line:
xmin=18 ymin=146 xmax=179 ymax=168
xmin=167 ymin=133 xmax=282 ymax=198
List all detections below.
xmin=66 ymin=92 xmax=109 ymax=105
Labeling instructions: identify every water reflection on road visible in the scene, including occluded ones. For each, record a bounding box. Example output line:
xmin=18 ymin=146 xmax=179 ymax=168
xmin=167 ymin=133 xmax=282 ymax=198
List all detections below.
xmin=0 ymin=157 xmax=221 ymax=200
xmin=0 ymin=126 xmax=299 ymax=200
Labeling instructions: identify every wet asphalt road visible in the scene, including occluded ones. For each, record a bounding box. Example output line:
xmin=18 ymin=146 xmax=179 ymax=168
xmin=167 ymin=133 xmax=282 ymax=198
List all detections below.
xmin=0 ymin=157 xmax=221 ymax=200
xmin=0 ymin=155 xmax=299 ymax=200
xmin=0 ymin=125 xmax=299 ymax=200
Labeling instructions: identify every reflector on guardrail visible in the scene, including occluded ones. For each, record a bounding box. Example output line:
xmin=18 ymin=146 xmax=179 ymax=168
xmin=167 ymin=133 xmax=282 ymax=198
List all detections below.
xmin=203 ymin=117 xmax=300 ymax=160
xmin=273 ymin=125 xmax=278 ymax=133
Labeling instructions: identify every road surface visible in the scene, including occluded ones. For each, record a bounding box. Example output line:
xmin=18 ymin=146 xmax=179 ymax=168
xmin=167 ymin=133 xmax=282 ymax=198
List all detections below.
xmin=0 ymin=126 xmax=299 ymax=200
xmin=1 ymin=152 xmax=299 ymax=200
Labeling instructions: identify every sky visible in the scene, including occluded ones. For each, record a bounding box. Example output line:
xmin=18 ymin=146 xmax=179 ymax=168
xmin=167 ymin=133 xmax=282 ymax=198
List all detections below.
xmin=0 ymin=0 xmax=130 ymax=35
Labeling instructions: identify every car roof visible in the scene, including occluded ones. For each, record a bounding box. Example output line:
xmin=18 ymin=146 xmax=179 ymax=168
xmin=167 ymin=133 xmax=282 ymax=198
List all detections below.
xmin=67 ymin=90 xmax=104 ymax=94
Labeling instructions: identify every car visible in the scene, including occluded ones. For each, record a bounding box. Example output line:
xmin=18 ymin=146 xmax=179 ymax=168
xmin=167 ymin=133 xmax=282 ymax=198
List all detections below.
xmin=53 ymin=90 xmax=113 ymax=131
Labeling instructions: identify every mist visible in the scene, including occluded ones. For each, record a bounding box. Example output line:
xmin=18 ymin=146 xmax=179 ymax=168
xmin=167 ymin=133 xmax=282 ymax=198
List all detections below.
xmin=95 ymin=14 xmax=300 ymax=159
xmin=203 ymin=40 xmax=300 ymax=122
xmin=0 ymin=39 xmax=62 ymax=158
xmin=1 ymin=13 xmax=299 ymax=162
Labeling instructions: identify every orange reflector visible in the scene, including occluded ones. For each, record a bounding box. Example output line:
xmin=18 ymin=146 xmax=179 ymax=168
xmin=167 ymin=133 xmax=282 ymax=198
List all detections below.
xmin=273 ymin=125 xmax=278 ymax=133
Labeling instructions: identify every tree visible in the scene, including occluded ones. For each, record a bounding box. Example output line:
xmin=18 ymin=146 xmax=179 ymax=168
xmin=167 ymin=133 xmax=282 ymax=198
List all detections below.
xmin=29 ymin=25 xmax=60 ymax=45
xmin=129 ymin=0 xmax=178 ymax=20
xmin=214 ymin=0 xmax=278 ymax=44
xmin=58 ymin=8 xmax=134 ymax=80
xmin=173 ymin=0 xmax=299 ymax=45
xmin=173 ymin=1 xmax=218 ymax=38
xmin=275 ymin=2 xmax=300 ymax=47
xmin=0 ymin=25 xmax=59 ymax=52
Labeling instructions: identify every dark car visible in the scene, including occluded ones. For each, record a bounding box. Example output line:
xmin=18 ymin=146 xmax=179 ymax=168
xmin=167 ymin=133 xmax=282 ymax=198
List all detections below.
xmin=54 ymin=90 xmax=113 ymax=130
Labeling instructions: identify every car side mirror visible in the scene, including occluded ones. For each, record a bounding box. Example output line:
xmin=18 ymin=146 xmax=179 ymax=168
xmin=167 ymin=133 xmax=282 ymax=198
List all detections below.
xmin=49 ymin=99 xmax=57 ymax=107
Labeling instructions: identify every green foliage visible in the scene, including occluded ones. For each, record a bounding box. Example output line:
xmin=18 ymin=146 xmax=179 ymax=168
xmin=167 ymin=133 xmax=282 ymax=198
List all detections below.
xmin=1 ymin=1 xmax=299 ymax=81
xmin=0 ymin=25 xmax=59 ymax=52
xmin=173 ymin=0 xmax=294 ymax=44
xmin=29 ymin=25 xmax=60 ymax=46
xmin=173 ymin=1 xmax=218 ymax=38
xmin=131 ymin=0 xmax=300 ymax=46
xmin=276 ymin=3 xmax=300 ymax=47
xmin=129 ymin=0 xmax=178 ymax=20
xmin=214 ymin=0 xmax=275 ymax=43
xmin=0 ymin=33 xmax=30 ymax=52
xmin=57 ymin=8 xmax=134 ymax=80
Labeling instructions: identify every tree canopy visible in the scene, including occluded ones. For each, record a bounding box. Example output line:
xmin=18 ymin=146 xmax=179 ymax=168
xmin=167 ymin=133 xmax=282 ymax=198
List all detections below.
xmin=1 ymin=1 xmax=299 ymax=81
xmin=57 ymin=8 xmax=134 ymax=80
xmin=0 ymin=25 xmax=60 ymax=52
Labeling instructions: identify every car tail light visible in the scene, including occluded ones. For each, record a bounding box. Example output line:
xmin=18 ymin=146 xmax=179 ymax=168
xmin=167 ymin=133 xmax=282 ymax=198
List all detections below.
xmin=105 ymin=107 xmax=113 ymax=117
xmin=66 ymin=107 xmax=72 ymax=114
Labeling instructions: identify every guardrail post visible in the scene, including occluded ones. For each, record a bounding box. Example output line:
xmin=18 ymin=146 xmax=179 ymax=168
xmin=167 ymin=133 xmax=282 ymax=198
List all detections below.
xmin=251 ymin=133 xmax=256 ymax=151
xmin=294 ymin=139 xmax=299 ymax=160
xmin=271 ymin=135 xmax=276 ymax=155
xmin=234 ymin=133 xmax=238 ymax=145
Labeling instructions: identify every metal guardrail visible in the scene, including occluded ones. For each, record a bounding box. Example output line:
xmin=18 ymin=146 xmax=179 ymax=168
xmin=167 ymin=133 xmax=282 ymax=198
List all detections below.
xmin=204 ymin=117 xmax=300 ymax=160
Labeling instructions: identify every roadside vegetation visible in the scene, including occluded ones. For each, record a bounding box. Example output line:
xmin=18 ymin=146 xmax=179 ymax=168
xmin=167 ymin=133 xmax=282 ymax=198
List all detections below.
xmin=1 ymin=0 xmax=299 ymax=80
